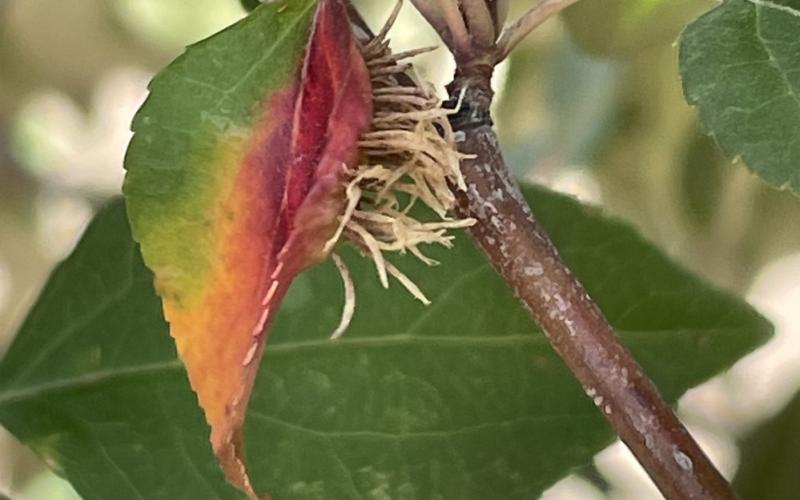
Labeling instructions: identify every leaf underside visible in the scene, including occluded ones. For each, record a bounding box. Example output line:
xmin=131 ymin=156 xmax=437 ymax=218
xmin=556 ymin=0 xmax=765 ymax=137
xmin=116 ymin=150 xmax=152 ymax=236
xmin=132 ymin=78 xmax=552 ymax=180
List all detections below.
xmin=0 ymin=185 xmax=771 ymax=500
xmin=680 ymin=0 xmax=800 ymax=193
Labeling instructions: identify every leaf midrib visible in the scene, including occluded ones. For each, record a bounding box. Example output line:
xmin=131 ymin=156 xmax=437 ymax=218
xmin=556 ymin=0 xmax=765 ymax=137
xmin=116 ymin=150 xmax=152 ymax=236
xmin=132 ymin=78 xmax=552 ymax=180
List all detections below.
xmin=248 ymin=410 xmax=598 ymax=440
xmin=0 ymin=327 xmax=755 ymax=410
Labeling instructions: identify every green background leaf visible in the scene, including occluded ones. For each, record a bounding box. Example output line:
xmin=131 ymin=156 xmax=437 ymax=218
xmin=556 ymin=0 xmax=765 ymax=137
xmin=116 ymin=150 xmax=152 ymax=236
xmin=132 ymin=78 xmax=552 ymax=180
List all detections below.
xmin=734 ymin=389 xmax=800 ymax=499
xmin=0 ymin=186 xmax=771 ymax=499
xmin=562 ymin=0 xmax=712 ymax=58
xmin=680 ymin=0 xmax=800 ymax=192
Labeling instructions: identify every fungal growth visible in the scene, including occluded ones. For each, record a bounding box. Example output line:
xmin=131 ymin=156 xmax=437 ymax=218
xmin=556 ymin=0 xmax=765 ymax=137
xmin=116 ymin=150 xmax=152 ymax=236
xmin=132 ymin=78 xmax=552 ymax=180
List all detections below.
xmin=326 ymin=1 xmax=475 ymax=337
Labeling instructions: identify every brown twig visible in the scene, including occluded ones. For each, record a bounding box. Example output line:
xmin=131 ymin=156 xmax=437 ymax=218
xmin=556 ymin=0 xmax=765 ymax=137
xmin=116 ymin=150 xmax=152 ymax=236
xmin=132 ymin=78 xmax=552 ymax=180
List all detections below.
xmin=495 ymin=0 xmax=581 ymax=61
xmin=445 ymin=76 xmax=737 ymax=500
xmin=434 ymin=0 xmax=473 ymax=60
xmin=405 ymin=0 xmax=455 ymax=49
xmin=346 ymin=1 xmax=738 ymax=497
xmin=458 ymin=0 xmax=496 ymax=49
xmin=487 ymin=0 xmax=510 ymax=33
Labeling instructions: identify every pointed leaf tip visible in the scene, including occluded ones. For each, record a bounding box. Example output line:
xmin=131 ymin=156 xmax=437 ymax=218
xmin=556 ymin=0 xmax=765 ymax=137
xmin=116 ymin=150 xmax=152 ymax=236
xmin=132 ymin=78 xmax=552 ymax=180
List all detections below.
xmin=123 ymin=0 xmax=372 ymax=495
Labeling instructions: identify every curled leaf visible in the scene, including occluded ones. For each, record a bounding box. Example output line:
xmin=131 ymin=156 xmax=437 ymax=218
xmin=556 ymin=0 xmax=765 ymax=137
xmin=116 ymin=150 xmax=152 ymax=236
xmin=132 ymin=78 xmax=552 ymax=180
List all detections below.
xmin=124 ymin=0 xmax=372 ymax=495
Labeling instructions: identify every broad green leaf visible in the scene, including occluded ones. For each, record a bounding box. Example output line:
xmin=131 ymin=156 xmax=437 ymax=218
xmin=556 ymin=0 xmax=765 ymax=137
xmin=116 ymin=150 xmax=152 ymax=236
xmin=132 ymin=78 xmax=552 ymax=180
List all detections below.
xmin=563 ymin=0 xmax=712 ymax=58
xmin=734 ymin=389 xmax=800 ymax=499
xmin=0 ymin=200 xmax=240 ymax=500
xmin=680 ymin=0 xmax=800 ymax=192
xmin=0 ymin=186 xmax=770 ymax=500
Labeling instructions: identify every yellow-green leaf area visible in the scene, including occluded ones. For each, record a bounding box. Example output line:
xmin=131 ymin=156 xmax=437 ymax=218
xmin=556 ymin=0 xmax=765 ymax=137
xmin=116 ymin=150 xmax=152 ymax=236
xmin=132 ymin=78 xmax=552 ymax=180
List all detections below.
xmin=123 ymin=0 xmax=316 ymax=300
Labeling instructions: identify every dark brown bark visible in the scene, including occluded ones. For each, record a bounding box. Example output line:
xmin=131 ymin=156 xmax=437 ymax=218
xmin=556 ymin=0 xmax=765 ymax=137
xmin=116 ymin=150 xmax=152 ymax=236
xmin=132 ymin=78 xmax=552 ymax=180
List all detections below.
xmin=447 ymin=77 xmax=737 ymax=500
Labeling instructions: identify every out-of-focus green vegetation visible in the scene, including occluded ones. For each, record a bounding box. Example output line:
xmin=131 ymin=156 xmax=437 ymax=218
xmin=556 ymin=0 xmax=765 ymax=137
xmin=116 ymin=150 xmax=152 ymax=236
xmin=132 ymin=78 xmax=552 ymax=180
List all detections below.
xmin=1 ymin=1 xmax=799 ymax=499
xmin=734 ymin=388 xmax=800 ymax=500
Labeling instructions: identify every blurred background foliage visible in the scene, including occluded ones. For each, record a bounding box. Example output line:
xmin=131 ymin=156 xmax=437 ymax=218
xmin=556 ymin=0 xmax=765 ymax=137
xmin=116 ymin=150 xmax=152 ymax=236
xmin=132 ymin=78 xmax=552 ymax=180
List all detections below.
xmin=1 ymin=0 xmax=799 ymax=498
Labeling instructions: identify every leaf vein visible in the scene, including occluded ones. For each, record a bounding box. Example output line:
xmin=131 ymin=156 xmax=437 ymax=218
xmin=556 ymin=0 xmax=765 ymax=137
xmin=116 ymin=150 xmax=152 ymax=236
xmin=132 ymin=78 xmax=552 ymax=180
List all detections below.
xmin=248 ymin=411 xmax=596 ymax=440
xmin=754 ymin=3 xmax=800 ymax=111
xmin=746 ymin=0 xmax=800 ymax=18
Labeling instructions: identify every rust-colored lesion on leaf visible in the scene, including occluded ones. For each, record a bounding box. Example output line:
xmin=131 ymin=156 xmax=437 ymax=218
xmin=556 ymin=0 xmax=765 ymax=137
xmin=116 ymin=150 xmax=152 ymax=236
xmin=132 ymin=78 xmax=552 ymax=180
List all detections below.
xmin=178 ymin=0 xmax=373 ymax=496
xmin=156 ymin=0 xmax=474 ymax=497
